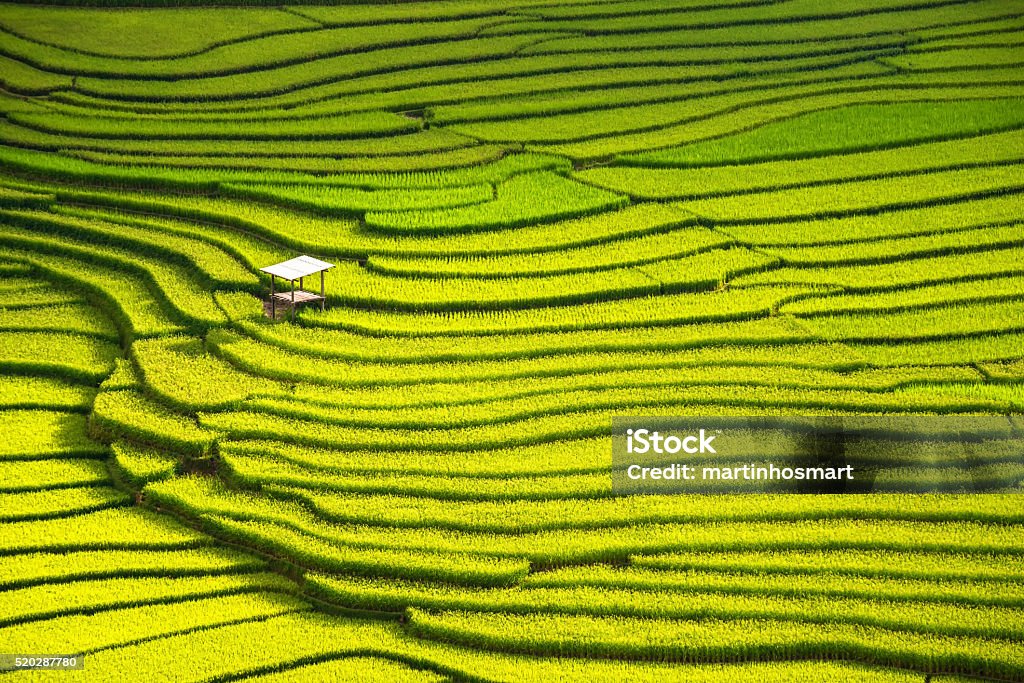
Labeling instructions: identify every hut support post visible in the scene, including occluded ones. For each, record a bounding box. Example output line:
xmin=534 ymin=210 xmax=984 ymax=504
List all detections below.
xmin=320 ymin=271 xmax=325 ymax=311
xmin=291 ymin=279 xmax=296 ymax=322
xmin=270 ymin=275 xmax=275 ymax=318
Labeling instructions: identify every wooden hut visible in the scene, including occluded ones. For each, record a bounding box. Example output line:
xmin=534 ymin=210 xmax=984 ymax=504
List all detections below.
xmin=260 ymin=255 xmax=335 ymax=321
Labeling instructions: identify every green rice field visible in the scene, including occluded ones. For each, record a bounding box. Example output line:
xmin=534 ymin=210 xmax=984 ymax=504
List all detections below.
xmin=0 ymin=0 xmax=1022 ymax=680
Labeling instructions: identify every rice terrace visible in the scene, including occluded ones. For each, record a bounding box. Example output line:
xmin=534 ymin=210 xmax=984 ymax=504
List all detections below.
xmin=1 ymin=0 xmax=1024 ymax=680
